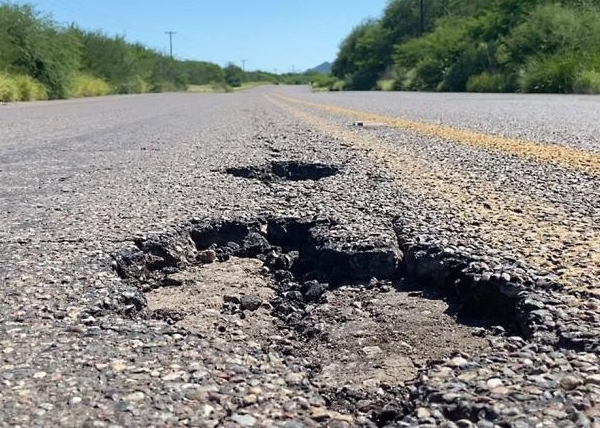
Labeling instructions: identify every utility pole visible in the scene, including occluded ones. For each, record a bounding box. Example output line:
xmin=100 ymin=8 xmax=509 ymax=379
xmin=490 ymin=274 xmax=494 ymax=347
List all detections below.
xmin=419 ymin=0 xmax=425 ymax=34
xmin=165 ymin=31 xmax=177 ymax=58
xmin=241 ymin=59 xmax=248 ymax=71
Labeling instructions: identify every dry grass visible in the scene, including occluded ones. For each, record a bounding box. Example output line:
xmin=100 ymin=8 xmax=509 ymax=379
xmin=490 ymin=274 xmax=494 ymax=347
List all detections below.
xmin=0 ymin=73 xmax=47 ymax=101
xmin=188 ymin=81 xmax=273 ymax=94
xmin=68 ymin=74 xmax=112 ymax=98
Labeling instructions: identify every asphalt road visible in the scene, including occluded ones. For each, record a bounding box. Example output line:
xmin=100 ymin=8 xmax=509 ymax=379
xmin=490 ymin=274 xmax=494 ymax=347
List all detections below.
xmin=0 ymin=87 xmax=599 ymax=427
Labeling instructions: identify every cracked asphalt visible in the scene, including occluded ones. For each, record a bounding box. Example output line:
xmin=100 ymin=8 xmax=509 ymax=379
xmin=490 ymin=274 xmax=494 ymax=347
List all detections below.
xmin=0 ymin=87 xmax=599 ymax=428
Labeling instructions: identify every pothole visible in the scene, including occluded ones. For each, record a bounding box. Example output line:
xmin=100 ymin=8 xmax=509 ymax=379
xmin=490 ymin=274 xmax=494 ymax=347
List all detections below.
xmin=226 ymin=160 xmax=339 ymax=182
xmin=112 ymin=215 xmax=531 ymax=424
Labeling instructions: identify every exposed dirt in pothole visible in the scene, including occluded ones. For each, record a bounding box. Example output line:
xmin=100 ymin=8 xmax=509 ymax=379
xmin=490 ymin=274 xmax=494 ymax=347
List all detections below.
xmin=297 ymin=284 xmax=488 ymax=392
xmin=146 ymin=257 xmax=278 ymax=342
xmin=226 ymin=160 xmax=339 ymax=182
xmin=145 ymin=254 xmax=488 ymax=398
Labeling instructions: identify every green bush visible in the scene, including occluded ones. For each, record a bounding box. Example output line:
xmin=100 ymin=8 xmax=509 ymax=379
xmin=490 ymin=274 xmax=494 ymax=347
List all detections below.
xmin=311 ymin=74 xmax=338 ymax=90
xmin=0 ymin=73 xmax=48 ymax=101
xmin=573 ymin=70 xmax=600 ymax=94
xmin=223 ymin=64 xmax=244 ymax=87
xmin=413 ymin=59 xmax=445 ymax=90
xmin=518 ymin=53 xmax=577 ymax=93
xmin=393 ymin=67 xmax=417 ymax=90
xmin=117 ymin=75 xmax=148 ymax=94
xmin=332 ymin=20 xmax=392 ymax=90
xmin=331 ymin=80 xmax=347 ymax=91
xmin=0 ymin=5 xmax=81 ymax=99
xmin=376 ymin=79 xmax=396 ymax=91
xmin=466 ymin=72 xmax=514 ymax=93
xmin=68 ymin=74 xmax=112 ymax=98
xmin=151 ymin=80 xmax=177 ymax=93
xmin=502 ymin=3 xmax=580 ymax=64
xmin=439 ymin=46 xmax=488 ymax=92
xmin=211 ymin=82 xmax=233 ymax=93
xmin=14 ymin=74 xmax=48 ymax=100
xmin=0 ymin=73 xmax=19 ymax=101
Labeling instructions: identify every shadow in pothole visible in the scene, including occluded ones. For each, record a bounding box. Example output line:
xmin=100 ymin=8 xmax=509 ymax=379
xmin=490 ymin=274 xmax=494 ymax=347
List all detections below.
xmin=226 ymin=160 xmax=339 ymax=182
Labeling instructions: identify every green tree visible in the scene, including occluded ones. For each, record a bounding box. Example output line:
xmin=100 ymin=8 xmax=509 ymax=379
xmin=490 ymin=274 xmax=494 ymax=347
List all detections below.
xmin=332 ymin=20 xmax=392 ymax=89
xmin=0 ymin=4 xmax=80 ymax=98
xmin=223 ymin=64 xmax=244 ymax=87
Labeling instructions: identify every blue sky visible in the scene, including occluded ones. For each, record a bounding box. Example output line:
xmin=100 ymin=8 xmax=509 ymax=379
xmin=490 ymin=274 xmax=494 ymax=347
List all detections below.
xmin=23 ymin=0 xmax=390 ymax=72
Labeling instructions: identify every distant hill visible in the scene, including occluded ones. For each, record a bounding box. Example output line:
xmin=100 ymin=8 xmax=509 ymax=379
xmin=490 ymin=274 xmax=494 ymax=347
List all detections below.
xmin=306 ymin=62 xmax=332 ymax=74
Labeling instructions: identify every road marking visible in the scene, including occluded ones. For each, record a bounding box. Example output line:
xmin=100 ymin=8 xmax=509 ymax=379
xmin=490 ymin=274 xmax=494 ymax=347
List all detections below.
xmin=267 ymin=94 xmax=600 ymax=296
xmin=271 ymin=93 xmax=600 ymax=177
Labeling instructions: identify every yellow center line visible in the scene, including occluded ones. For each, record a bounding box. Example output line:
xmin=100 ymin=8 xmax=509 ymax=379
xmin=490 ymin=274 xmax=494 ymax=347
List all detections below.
xmin=266 ymin=93 xmax=600 ymax=297
xmin=271 ymin=92 xmax=600 ymax=177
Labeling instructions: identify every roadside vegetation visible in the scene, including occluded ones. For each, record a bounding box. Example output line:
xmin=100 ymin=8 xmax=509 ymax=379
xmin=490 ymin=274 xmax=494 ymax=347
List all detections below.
xmin=318 ymin=0 xmax=600 ymax=93
xmin=0 ymin=4 xmax=308 ymax=102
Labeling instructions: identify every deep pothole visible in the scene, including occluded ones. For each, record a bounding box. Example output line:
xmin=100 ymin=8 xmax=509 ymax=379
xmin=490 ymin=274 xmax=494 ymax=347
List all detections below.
xmin=112 ymin=215 xmax=531 ymax=424
xmin=226 ymin=160 xmax=339 ymax=182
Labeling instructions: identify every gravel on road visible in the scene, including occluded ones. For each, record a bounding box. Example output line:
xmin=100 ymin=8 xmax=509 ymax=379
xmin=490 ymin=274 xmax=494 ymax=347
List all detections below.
xmin=0 ymin=87 xmax=599 ymax=428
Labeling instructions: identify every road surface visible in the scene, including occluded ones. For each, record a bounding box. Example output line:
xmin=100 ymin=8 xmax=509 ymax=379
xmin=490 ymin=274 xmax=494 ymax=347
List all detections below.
xmin=0 ymin=87 xmax=599 ymax=427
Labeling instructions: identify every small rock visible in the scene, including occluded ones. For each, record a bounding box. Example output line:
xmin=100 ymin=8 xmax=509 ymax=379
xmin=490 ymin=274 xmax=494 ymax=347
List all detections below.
xmin=163 ymin=371 xmax=184 ymax=381
xmin=67 ymin=307 xmax=81 ymax=319
xmin=231 ymin=413 xmax=256 ymax=427
xmin=487 ymin=378 xmax=503 ymax=389
xmin=490 ymin=386 xmax=510 ymax=395
xmin=442 ymin=393 xmax=461 ymax=403
xmin=223 ymin=295 xmax=241 ymax=304
xmin=243 ymin=394 xmax=258 ymax=405
xmin=416 ymin=407 xmax=431 ymax=419
xmin=40 ymin=403 xmax=54 ymax=411
xmin=585 ymin=374 xmax=600 ymax=385
xmin=123 ymin=391 xmax=145 ymax=402
xmin=285 ymin=372 xmax=304 ymax=385
xmin=303 ymin=282 xmax=328 ymax=302
xmin=201 ymin=404 xmax=215 ymax=418
xmin=240 ymin=295 xmax=262 ymax=311
xmin=199 ymin=250 xmax=217 ymax=263
xmin=560 ymin=375 xmax=583 ymax=390
xmin=310 ymin=408 xmax=331 ymax=421
xmin=457 ymin=371 xmax=478 ymax=382
xmin=110 ymin=360 xmax=126 ymax=372
xmin=362 ymin=346 xmax=382 ymax=358
xmin=331 ymin=412 xmax=354 ymax=423
xmin=448 ymin=357 xmax=469 ymax=368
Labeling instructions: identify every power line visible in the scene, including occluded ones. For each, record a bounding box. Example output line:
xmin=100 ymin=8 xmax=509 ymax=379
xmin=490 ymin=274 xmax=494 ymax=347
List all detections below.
xmin=241 ymin=59 xmax=248 ymax=71
xmin=165 ymin=31 xmax=177 ymax=58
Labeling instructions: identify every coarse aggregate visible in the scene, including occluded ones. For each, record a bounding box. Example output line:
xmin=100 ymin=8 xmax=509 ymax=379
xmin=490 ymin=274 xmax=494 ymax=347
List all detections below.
xmin=0 ymin=87 xmax=599 ymax=427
